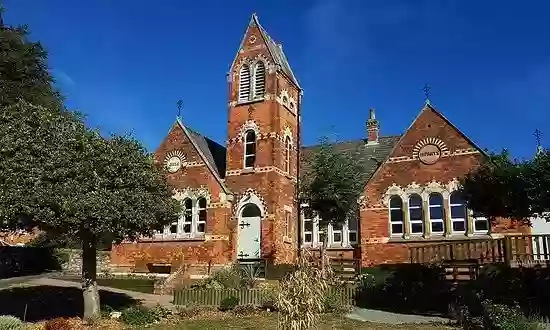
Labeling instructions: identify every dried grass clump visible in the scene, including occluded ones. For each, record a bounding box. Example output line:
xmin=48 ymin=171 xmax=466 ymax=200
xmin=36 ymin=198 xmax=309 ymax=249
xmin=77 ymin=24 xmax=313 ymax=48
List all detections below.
xmin=44 ymin=317 xmax=85 ymax=330
xmin=276 ymin=253 xmax=333 ymax=330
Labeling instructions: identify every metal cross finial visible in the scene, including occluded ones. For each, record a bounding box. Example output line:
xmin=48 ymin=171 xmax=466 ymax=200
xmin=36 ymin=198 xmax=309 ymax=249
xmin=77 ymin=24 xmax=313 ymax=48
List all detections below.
xmin=534 ymin=129 xmax=543 ymax=147
xmin=422 ymin=84 xmax=431 ymax=103
xmin=177 ymin=99 xmax=183 ymax=118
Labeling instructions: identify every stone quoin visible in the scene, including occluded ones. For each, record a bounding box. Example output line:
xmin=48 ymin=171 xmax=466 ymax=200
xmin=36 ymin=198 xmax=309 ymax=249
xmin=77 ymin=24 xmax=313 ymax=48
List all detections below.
xmin=109 ymin=13 xmax=528 ymax=273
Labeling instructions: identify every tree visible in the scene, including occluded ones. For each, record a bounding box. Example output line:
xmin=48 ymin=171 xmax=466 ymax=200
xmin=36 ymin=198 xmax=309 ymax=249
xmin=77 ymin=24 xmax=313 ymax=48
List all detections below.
xmin=299 ymin=137 xmax=367 ymax=266
xmin=0 ymin=102 xmax=181 ymax=319
xmin=0 ymin=6 xmax=64 ymax=109
xmin=460 ymin=148 xmax=550 ymax=224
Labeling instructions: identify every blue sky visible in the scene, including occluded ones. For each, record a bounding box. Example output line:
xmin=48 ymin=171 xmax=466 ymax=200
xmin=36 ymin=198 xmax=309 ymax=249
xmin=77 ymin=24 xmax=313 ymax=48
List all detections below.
xmin=3 ymin=0 xmax=550 ymax=159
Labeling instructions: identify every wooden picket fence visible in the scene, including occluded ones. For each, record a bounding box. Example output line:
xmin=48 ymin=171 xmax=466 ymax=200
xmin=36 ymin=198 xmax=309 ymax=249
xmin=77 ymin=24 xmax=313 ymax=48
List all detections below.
xmin=173 ymin=286 xmax=356 ymax=307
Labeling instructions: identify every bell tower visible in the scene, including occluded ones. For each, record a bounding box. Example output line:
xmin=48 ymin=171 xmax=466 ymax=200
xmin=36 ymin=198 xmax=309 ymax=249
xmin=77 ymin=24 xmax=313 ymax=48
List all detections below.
xmin=225 ymin=14 xmax=301 ymax=264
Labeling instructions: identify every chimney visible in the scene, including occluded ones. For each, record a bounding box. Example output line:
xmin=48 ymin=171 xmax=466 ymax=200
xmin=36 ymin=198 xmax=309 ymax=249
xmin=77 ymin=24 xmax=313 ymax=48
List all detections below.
xmin=366 ymin=108 xmax=379 ymax=145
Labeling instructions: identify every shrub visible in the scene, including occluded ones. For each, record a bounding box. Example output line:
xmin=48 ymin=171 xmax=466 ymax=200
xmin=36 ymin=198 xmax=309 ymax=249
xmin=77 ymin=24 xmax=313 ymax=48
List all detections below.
xmin=120 ymin=306 xmax=158 ymax=326
xmin=0 ymin=315 xmax=22 ymax=330
xmin=481 ymin=301 xmax=543 ymax=330
xmin=240 ymin=264 xmax=261 ymax=288
xmin=258 ymin=282 xmax=279 ymax=311
xmin=232 ymin=304 xmax=258 ymax=316
xmin=151 ymin=304 xmax=172 ymax=319
xmin=276 ymin=253 xmax=333 ymax=330
xmin=195 ymin=264 xmax=242 ymax=289
xmin=44 ymin=317 xmax=82 ymax=330
xmin=323 ymin=287 xmax=352 ymax=315
xmin=177 ymin=302 xmax=202 ymax=319
xmin=219 ymin=296 xmax=239 ymax=311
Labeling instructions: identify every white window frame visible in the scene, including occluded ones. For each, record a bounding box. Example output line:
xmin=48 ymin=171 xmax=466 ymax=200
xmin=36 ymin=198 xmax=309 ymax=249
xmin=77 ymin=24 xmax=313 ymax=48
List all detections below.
xmin=348 ymin=230 xmax=358 ymax=244
xmin=428 ymin=193 xmax=445 ymax=235
xmin=182 ymin=198 xmax=193 ymax=235
xmin=284 ymin=136 xmax=291 ymax=174
xmin=473 ymin=212 xmax=489 ymax=234
xmin=238 ymin=64 xmax=251 ymax=102
xmin=196 ymin=197 xmax=207 ymax=234
xmin=243 ymin=130 xmax=256 ymax=169
xmin=253 ymin=61 xmax=266 ymax=99
xmin=450 ymin=192 xmax=467 ymax=234
xmin=389 ymin=196 xmax=404 ymax=236
xmin=331 ymin=222 xmax=343 ymax=245
xmin=408 ymin=194 xmax=424 ymax=235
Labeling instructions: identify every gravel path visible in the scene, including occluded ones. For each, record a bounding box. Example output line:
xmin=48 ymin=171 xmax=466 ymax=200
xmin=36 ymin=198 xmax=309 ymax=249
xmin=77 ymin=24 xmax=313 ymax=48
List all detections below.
xmin=346 ymin=307 xmax=452 ymax=325
xmin=0 ymin=276 xmax=173 ymax=309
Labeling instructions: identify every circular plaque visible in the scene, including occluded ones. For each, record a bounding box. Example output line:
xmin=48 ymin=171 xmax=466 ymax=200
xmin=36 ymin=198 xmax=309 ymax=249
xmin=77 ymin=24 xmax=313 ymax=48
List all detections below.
xmin=418 ymin=144 xmax=441 ymax=165
xmin=166 ymin=157 xmax=182 ymax=173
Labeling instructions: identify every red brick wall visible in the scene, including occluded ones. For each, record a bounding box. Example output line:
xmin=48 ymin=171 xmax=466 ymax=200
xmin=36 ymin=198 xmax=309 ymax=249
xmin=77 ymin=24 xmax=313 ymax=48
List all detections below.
xmin=110 ymin=123 xmax=234 ymax=270
xmin=225 ymin=23 xmax=299 ymax=264
xmin=359 ymin=105 xmax=528 ymax=267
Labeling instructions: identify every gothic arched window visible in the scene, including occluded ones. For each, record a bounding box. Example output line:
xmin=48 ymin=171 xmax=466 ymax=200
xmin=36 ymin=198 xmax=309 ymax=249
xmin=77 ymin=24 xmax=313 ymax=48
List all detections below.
xmin=183 ymin=198 xmax=193 ymax=234
xmin=429 ymin=193 xmax=445 ymax=234
xmin=244 ymin=130 xmax=256 ymax=169
xmin=408 ymin=194 xmax=423 ymax=235
xmin=238 ymin=64 xmax=251 ymax=102
xmin=389 ymin=196 xmax=404 ymax=235
xmin=450 ymin=191 xmax=467 ymax=233
xmin=197 ymin=197 xmax=207 ymax=233
xmin=253 ymin=61 xmax=266 ymax=98
xmin=284 ymin=136 xmax=291 ymax=174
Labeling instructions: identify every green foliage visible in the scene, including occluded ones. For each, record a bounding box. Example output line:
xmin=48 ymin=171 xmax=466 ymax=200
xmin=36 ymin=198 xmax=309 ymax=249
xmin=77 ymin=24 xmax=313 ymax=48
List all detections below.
xmin=322 ymin=287 xmax=352 ymax=315
xmin=300 ymin=136 xmax=367 ymax=234
xmin=120 ymin=306 xmax=159 ymax=326
xmin=460 ymin=149 xmax=550 ymax=223
xmin=258 ymin=282 xmax=280 ymax=311
xmin=481 ymin=301 xmax=543 ymax=330
xmin=0 ymin=315 xmax=22 ymax=330
xmin=196 ymin=264 xmax=245 ymax=289
xmin=0 ymin=7 xmax=63 ymax=110
xmin=240 ymin=264 xmax=261 ymax=288
xmin=219 ymin=296 xmax=239 ymax=311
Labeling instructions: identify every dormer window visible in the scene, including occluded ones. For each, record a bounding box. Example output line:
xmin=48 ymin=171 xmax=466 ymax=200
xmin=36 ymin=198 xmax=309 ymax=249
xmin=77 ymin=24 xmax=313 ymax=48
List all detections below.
xmin=244 ymin=130 xmax=256 ymax=168
xmin=238 ymin=64 xmax=251 ymax=102
xmin=253 ymin=61 xmax=266 ymax=99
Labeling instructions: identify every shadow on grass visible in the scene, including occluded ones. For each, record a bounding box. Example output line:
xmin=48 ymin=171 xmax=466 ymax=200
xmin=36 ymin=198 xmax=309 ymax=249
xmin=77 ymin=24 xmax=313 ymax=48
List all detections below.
xmin=0 ymin=285 xmax=138 ymax=322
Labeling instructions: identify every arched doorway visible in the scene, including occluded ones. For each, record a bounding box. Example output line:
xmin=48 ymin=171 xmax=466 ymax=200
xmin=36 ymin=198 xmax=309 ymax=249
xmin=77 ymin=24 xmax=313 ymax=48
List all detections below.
xmin=237 ymin=203 xmax=262 ymax=260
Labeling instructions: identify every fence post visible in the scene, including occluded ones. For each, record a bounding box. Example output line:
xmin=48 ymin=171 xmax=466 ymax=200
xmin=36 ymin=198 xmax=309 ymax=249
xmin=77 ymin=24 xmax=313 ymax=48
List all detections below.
xmin=503 ymin=237 xmax=513 ymax=266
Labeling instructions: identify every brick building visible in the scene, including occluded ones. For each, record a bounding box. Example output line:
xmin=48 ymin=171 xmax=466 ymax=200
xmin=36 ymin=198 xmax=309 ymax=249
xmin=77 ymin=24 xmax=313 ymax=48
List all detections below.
xmin=110 ymin=14 xmax=525 ymax=273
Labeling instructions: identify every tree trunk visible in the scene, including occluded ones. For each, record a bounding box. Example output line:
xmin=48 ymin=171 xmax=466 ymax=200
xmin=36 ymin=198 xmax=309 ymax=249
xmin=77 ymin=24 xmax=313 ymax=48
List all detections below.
xmin=82 ymin=231 xmax=100 ymax=320
xmin=320 ymin=224 xmax=328 ymax=270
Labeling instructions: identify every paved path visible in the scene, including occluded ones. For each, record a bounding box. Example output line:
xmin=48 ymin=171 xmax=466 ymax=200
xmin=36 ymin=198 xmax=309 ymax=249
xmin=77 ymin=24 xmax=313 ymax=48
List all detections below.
xmin=0 ymin=276 xmax=173 ymax=309
xmin=346 ymin=307 xmax=451 ymax=325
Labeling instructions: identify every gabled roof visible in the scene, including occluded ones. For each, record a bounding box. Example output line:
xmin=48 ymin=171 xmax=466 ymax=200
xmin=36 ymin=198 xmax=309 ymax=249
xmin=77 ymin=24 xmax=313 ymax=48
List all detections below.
xmin=174 ymin=118 xmax=230 ymax=194
xmin=300 ymin=136 xmax=401 ymax=186
xmin=417 ymin=101 xmax=489 ymax=157
xmin=231 ymin=13 xmax=301 ymax=90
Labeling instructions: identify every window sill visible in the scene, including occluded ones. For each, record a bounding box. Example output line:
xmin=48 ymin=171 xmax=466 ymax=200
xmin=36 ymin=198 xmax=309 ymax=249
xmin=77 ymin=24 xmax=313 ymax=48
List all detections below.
xmin=237 ymin=98 xmax=265 ymax=106
xmin=283 ymin=236 xmax=292 ymax=244
xmin=242 ymin=168 xmax=255 ymax=174
xmin=142 ymin=235 xmax=206 ymax=243
xmin=388 ymin=234 xmax=492 ymax=243
xmin=301 ymin=244 xmax=356 ymax=250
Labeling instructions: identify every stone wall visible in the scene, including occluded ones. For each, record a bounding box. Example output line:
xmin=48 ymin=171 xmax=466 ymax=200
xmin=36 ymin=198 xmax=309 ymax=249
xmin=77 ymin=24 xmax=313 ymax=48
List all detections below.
xmin=57 ymin=248 xmax=111 ymax=275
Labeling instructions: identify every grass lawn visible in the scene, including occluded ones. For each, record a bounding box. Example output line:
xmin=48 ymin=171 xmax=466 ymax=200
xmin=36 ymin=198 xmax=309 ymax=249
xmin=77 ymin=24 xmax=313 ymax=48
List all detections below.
xmin=144 ymin=314 xmax=456 ymax=330
xmin=60 ymin=276 xmax=156 ymax=294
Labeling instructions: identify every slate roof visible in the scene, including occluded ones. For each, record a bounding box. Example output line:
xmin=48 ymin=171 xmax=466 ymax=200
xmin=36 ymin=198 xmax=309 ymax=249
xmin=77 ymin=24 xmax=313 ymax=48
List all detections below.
xmin=185 ymin=127 xmax=227 ymax=178
xmin=250 ymin=14 xmax=301 ymax=89
xmin=300 ymin=136 xmax=402 ymax=185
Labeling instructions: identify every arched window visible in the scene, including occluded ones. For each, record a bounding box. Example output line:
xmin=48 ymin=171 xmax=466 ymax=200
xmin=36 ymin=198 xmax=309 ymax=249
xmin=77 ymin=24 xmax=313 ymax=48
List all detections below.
xmin=183 ymin=198 xmax=193 ymax=234
xmin=197 ymin=197 xmax=207 ymax=233
xmin=253 ymin=61 xmax=266 ymax=98
xmin=241 ymin=203 xmax=262 ymax=218
xmin=429 ymin=193 xmax=445 ymax=234
xmin=409 ymin=194 xmax=423 ymax=235
xmin=244 ymin=130 xmax=256 ymax=169
xmin=450 ymin=191 xmax=466 ymax=233
xmin=284 ymin=136 xmax=291 ymax=174
xmin=389 ymin=196 xmax=404 ymax=235
xmin=238 ymin=64 xmax=251 ymax=102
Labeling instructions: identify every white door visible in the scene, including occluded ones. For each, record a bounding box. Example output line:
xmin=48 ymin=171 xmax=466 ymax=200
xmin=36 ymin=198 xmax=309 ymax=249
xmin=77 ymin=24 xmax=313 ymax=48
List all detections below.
xmin=237 ymin=204 xmax=262 ymax=260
